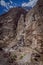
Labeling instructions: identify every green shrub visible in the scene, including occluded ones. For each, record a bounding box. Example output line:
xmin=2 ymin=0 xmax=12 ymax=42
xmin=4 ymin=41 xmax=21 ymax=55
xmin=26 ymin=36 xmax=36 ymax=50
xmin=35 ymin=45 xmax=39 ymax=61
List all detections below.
xmin=19 ymin=55 xmax=24 ymax=59
xmin=19 ymin=54 xmax=26 ymax=59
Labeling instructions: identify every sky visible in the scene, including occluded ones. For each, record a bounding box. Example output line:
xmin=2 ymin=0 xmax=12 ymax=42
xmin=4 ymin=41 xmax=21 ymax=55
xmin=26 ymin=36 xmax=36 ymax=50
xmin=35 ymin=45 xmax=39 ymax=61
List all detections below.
xmin=0 ymin=0 xmax=38 ymax=15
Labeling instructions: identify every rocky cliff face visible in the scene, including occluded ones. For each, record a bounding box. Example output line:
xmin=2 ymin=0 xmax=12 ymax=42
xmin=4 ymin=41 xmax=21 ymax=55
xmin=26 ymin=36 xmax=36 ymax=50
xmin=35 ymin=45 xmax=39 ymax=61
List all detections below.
xmin=25 ymin=0 xmax=43 ymax=52
xmin=24 ymin=0 xmax=43 ymax=64
xmin=0 ymin=7 xmax=27 ymax=47
xmin=0 ymin=0 xmax=43 ymax=65
xmin=25 ymin=0 xmax=43 ymax=65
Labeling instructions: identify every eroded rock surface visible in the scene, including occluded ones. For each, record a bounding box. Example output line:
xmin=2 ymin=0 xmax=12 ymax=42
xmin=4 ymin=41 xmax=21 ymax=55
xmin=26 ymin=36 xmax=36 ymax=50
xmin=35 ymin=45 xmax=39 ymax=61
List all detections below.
xmin=0 ymin=0 xmax=43 ymax=65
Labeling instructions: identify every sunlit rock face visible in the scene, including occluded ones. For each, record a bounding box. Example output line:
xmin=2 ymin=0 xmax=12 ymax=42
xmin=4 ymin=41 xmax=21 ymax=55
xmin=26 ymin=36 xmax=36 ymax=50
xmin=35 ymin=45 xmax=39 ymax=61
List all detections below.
xmin=0 ymin=7 xmax=27 ymax=48
xmin=0 ymin=0 xmax=43 ymax=65
xmin=24 ymin=0 xmax=43 ymax=65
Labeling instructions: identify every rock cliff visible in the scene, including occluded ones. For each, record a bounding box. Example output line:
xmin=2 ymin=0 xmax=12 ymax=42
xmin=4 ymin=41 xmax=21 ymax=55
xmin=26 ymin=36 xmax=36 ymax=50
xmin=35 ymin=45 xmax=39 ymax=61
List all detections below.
xmin=0 ymin=0 xmax=43 ymax=65
xmin=0 ymin=7 xmax=27 ymax=48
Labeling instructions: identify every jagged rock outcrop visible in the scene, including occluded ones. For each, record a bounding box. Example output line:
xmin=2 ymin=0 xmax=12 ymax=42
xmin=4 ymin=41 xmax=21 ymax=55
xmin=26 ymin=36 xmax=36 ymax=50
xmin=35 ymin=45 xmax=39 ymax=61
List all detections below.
xmin=0 ymin=7 xmax=27 ymax=48
xmin=24 ymin=0 xmax=43 ymax=65
xmin=0 ymin=0 xmax=43 ymax=65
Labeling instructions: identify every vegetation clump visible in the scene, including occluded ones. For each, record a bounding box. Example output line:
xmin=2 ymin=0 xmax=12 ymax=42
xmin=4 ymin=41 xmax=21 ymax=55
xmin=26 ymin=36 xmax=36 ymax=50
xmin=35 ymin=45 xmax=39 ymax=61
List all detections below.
xmin=19 ymin=54 xmax=25 ymax=59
